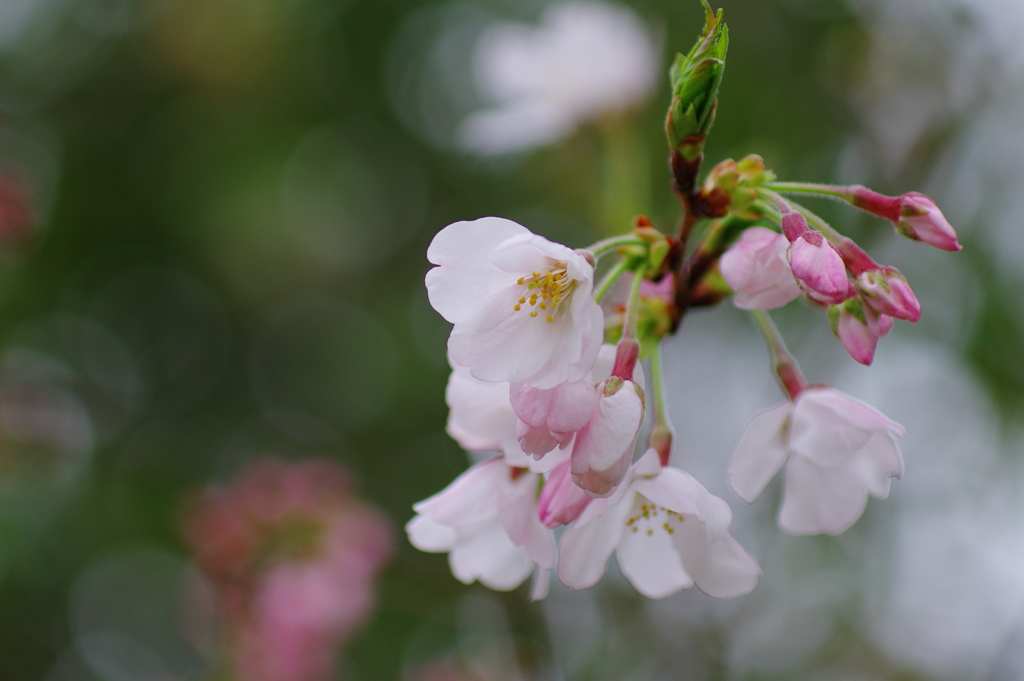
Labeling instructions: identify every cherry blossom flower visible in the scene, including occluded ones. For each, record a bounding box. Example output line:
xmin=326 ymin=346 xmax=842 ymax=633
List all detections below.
xmin=184 ymin=459 xmax=392 ymax=681
xmin=559 ymin=450 xmax=760 ymax=599
xmin=829 ymin=299 xmax=893 ymax=366
xmin=728 ymin=387 xmax=905 ymax=535
xmin=459 ymin=0 xmax=659 ymax=155
xmin=406 ymin=457 xmax=554 ymax=599
xmin=720 ymin=227 xmax=802 ymax=309
xmin=426 ymin=217 xmax=603 ymax=389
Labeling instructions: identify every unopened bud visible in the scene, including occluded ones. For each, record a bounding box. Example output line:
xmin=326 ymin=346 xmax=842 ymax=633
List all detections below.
xmin=896 ymin=193 xmax=961 ymax=252
xmin=828 ymin=298 xmax=892 ymax=366
xmin=854 ymin=267 xmax=920 ymax=322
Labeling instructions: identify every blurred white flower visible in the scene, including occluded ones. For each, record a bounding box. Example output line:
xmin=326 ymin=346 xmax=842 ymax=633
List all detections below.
xmin=728 ymin=386 xmax=904 ymax=536
xmin=459 ymin=0 xmax=659 ymax=155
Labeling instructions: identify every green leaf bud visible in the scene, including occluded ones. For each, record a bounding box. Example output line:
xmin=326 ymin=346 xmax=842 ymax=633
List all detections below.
xmin=665 ymin=1 xmax=729 ymax=158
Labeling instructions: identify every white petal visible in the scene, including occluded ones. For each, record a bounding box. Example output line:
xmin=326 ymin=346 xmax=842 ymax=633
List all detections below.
xmin=450 ymin=521 xmax=534 ymax=590
xmin=557 ymin=492 xmax=633 ymax=590
xmin=790 ymin=388 xmax=904 ymax=467
xmin=851 ymin=431 xmax=904 ymax=497
xmin=777 ymin=455 xmax=870 ymax=535
xmin=728 ymin=402 xmax=793 ymax=503
xmin=445 ymin=363 xmax=517 ymax=452
xmin=672 ymin=522 xmax=759 ymax=598
xmin=616 ymin=497 xmax=692 ymax=598
xmin=499 ymin=473 xmax=556 ymax=570
xmin=412 ymin=458 xmax=506 ymax=526
xmin=426 ymin=218 xmax=529 ymax=324
xmin=633 ymin=468 xmax=733 ymax=543
xmin=406 ymin=514 xmax=457 ymax=552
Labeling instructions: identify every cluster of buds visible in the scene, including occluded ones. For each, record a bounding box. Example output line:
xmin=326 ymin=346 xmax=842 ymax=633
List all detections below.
xmin=719 ymin=179 xmax=955 ymax=365
xmin=409 ymin=3 xmax=961 ymax=600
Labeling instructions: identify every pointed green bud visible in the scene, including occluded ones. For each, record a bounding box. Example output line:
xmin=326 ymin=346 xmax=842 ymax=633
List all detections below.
xmin=665 ymin=1 xmax=729 ymax=158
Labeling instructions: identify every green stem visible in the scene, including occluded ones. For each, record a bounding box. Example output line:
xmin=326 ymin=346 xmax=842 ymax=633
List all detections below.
xmin=764 ymin=181 xmax=852 ymax=201
xmin=647 ymin=340 xmax=674 ymax=466
xmin=586 ymin=235 xmax=648 ymax=259
xmin=621 ymin=258 xmax=648 ymax=342
xmin=593 ymin=257 xmax=635 ymax=303
xmin=749 ymin=310 xmax=808 ymax=400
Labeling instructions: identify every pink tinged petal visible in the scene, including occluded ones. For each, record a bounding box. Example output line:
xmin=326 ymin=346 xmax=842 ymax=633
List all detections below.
xmin=504 ymin=442 xmax=569 ymax=473
xmin=721 ymin=228 xmax=802 ymax=310
xmin=570 ymin=381 xmax=645 ymax=497
xmin=672 ymin=525 xmax=759 ymax=598
xmin=406 ymin=514 xmax=457 ymax=552
xmin=426 ymin=218 xmax=529 ymax=325
xmin=727 ymin=402 xmax=794 ymax=503
xmin=557 ymin=491 xmax=634 ymax=590
xmin=616 ymin=495 xmax=692 ymax=598
xmin=538 ymin=461 xmax=592 ymax=528
xmin=516 ymin=420 xmax=570 ymax=457
xmin=788 ymin=233 xmax=851 ymax=305
xmin=777 ymin=455 xmax=870 ymax=535
xmin=449 ymin=521 xmax=534 ymax=590
xmin=897 ymin=193 xmax=962 ymax=251
xmin=509 ymin=378 xmax=598 ymax=432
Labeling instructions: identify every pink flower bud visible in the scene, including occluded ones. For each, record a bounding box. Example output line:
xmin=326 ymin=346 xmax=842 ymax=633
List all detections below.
xmin=570 ymin=378 xmax=645 ymax=497
xmin=537 ymin=462 xmax=592 ymax=528
xmin=854 ymin=267 xmax=920 ymax=322
xmin=788 ymin=231 xmax=853 ymax=305
xmin=896 ymin=193 xmax=961 ymax=251
xmin=829 ymin=299 xmax=891 ymax=366
xmin=720 ymin=227 xmax=802 ymax=309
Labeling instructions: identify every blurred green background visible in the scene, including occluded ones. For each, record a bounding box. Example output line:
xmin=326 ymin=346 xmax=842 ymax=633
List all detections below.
xmin=0 ymin=0 xmax=1020 ymax=679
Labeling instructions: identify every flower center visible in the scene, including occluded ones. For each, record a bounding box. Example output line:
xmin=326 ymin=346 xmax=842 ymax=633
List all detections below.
xmin=625 ymin=501 xmax=684 ymax=536
xmin=512 ymin=265 xmax=576 ymax=323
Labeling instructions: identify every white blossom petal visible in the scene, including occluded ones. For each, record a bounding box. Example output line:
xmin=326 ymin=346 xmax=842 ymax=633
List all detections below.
xmin=672 ymin=524 xmax=759 ymax=599
xmin=728 ymin=402 xmax=793 ymax=503
xmin=778 ymin=454 xmax=871 ymax=535
xmin=616 ymin=496 xmax=692 ymax=598
xmin=426 ymin=218 xmax=529 ymax=325
xmin=405 ymin=514 xmax=457 ymax=552
xmin=449 ymin=522 xmax=534 ymax=590
xmin=558 ymin=492 xmax=633 ymax=590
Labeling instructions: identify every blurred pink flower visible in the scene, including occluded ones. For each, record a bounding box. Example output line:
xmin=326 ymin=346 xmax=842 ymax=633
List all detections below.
xmin=185 ymin=458 xmax=392 ymax=681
